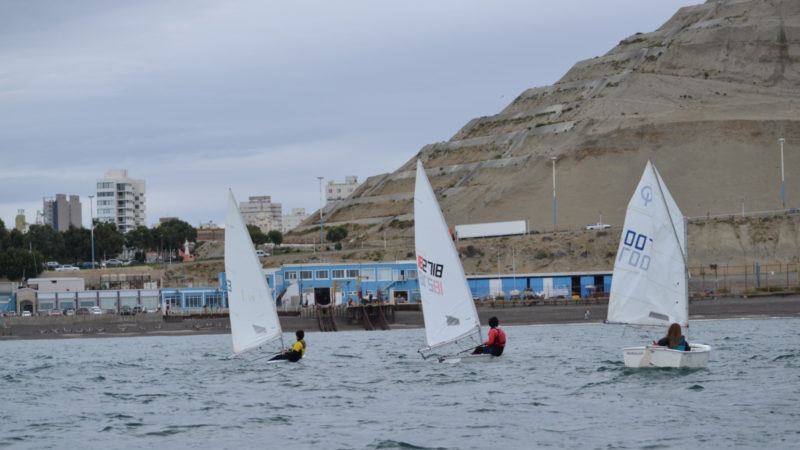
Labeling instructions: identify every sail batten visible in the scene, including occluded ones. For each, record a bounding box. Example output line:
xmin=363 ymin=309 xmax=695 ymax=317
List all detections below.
xmin=414 ymin=160 xmax=481 ymax=351
xmin=225 ymin=190 xmax=283 ymax=355
xmin=607 ymin=161 xmax=688 ymax=328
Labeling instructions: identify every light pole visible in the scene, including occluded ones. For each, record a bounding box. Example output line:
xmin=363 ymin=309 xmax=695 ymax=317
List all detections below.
xmin=317 ymin=176 xmax=324 ymax=243
xmin=551 ymin=156 xmax=557 ymax=231
xmin=779 ymin=138 xmax=786 ymax=210
xmin=89 ymin=194 xmax=95 ymax=269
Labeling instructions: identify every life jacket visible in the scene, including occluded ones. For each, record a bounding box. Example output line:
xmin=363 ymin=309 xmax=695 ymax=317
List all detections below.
xmin=292 ymin=340 xmax=306 ymax=356
xmin=488 ymin=327 xmax=506 ymax=348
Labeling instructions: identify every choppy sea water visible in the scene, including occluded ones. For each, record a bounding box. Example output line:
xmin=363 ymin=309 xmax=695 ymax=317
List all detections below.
xmin=1 ymin=318 xmax=798 ymax=449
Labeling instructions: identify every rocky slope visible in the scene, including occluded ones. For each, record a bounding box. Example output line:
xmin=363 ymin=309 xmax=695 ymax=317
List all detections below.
xmin=287 ymin=0 xmax=800 ymax=262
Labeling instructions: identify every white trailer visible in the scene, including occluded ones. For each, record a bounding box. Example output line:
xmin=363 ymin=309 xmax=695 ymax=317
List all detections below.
xmin=454 ymin=220 xmax=527 ymax=240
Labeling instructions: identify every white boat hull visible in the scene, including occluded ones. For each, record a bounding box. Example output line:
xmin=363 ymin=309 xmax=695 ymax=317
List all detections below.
xmin=622 ymin=344 xmax=711 ymax=368
xmin=439 ymin=354 xmax=498 ymax=364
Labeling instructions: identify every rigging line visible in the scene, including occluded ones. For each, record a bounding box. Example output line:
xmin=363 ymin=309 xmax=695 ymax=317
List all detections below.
xmin=649 ymin=160 xmax=691 ymax=322
xmin=649 ymin=160 xmax=689 ymax=270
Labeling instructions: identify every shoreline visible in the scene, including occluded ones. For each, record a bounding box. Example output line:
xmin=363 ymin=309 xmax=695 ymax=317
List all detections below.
xmin=2 ymin=295 xmax=798 ymax=341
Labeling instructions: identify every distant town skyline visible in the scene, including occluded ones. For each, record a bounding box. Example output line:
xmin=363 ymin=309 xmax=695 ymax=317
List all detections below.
xmin=0 ymin=0 xmax=700 ymax=229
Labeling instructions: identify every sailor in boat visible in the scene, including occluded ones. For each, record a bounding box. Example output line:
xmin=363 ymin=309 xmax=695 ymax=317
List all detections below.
xmin=471 ymin=317 xmax=506 ymax=356
xmin=269 ymin=330 xmax=307 ymax=362
xmin=653 ymin=323 xmax=691 ymax=351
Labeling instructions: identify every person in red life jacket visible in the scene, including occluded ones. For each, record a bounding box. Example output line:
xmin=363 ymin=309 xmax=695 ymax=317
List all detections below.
xmin=472 ymin=316 xmax=506 ymax=356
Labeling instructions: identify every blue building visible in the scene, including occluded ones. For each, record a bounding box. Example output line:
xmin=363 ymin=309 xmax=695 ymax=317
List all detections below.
xmin=220 ymin=261 xmax=421 ymax=307
xmin=217 ymin=262 xmax=611 ymax=308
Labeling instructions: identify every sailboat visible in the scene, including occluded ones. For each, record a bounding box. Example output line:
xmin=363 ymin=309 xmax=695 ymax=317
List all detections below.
xmin=414 ymin=160 xmax=494 ymax=363
xmin=225 ymin=189 xmax=286 ymax=360
xmin=607 ymin=161 xmax=711 ymax=368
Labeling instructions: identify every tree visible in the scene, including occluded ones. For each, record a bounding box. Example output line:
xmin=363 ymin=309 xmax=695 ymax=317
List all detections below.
xmin=25 ymin=224 xmax=65 ymax=261
xmin=125 ymin=225 xmax=154 ymax=251
xmin=267 ymin=230 xmax=283 ymax=247
xmin=247 ymin=225 xmax=269 ymax=246
xmin=63 ymin=226 xmax=91 ymax=262
xmin=0 ymin=247 xmax=43 ymax=280
xmin=7 ymin=229 xmax=25 ymax=249
xmin=155 ymin=219 xmax=197 ymax=251
xmin=0 ymin=219 xmax=8 ymax=250
xmin=94 ymin=222 xmax=124 ymax=260
xmin=325 ymin=226 xmax=348 ymax=245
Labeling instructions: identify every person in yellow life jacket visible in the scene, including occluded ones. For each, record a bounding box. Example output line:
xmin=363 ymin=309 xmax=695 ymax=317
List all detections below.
xmin=269 ymin=330 xmax=306 ymax=362
xmin=472 ymin=317 xmax=506 ymax=356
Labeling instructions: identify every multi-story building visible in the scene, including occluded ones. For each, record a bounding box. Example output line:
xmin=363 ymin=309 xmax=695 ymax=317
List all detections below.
xmin=326 ymin=176 xmax=360 ymax=204
xmin=15 ymin=209 xmax=28 ymax=232
xmin=239 ymin=196 xmax=282 ymax=233
xmin=197 ymin=221 xmax=225 ymax=241
xmin=96 ymin=169 xmax=146 ymax=233
xmin=282 ymin=208 xmax=309 ymax=233
xmin=42 ymin=194 xmax=82 ymax=231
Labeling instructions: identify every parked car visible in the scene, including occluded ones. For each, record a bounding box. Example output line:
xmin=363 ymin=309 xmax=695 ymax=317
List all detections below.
xmin=132 ymin=306 xmax=144 ymax=315
xmin=119 ymin=306 xmax=133 ymax=315
xmin=79 ymin=261 xmax=100 ymax=269
xmin=45 ymin=261 xmax=60 ymax=270
xmin=90 ymin=306 xmax=103 ymax=315
xmin=787 ymin=208 xmax=800 ymax=214
xmin=255 ymin=250 xmax=270 ymax=258
xmin=76 ymin=307 xmax=91 ymax=315
xmin=102 ymin=259 xmax=125 ymax=268
xmin=49 ymin=309 xmax=62 ymax=316
xmin=585 ymin=222 xmax=611 ymax=230
xmin=63 ymin=308 xmax=75 ymax=316
xmin=55 ymin=264 xmax=80 ymax=272
xmin=22 ymin=310 xmax=32 ymax=317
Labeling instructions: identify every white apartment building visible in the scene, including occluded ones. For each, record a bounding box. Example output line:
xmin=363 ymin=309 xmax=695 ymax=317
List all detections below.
xmin=282 ymin=208 xmax=309 ymax=233
xmin=240 ymin=196 xmax=282 ymax=233
xmin=96 ymin=169 xmax=146 ymax=234
xmin=43 ymin=194 xmax=82 ymax=231
xmin=326 ymin=176 xmax=360 ymax=204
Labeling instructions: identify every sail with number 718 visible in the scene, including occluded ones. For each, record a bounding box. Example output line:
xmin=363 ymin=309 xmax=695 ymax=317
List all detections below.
xmin=414 ymin=160 xmax=487 ymax=362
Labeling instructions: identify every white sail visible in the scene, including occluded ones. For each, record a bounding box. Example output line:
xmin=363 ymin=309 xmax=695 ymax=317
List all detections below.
xmin=225 ymin=190 xmax=283 ymax=355
xmin=607 ymin=161 xmax=688 ymax=327
xmin=414 ymin=160 xmax=481 ymax=352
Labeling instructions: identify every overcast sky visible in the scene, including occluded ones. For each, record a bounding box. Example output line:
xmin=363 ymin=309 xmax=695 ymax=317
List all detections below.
xmin=0 ymin=0 xmax=700 ymax=230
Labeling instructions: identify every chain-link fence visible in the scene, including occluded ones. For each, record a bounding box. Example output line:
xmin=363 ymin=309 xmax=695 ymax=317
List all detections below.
xmin=689 ymin=263 xmax=800 ymax=295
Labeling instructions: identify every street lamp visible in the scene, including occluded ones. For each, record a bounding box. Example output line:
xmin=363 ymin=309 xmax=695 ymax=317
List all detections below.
xmin=317 ymin=176 xmax=324 ymax=243
xmin=779 ymin=138 xmax=786 ymax=210
xmin=551 ymin=156 xmax=558 ymax=231
xmin=89 ymin=194 xmax=95 ymax=269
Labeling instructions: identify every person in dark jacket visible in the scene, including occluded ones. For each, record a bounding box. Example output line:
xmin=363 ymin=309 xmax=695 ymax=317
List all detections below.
xmin=472 ymin=317 xmax=506 ymax=356
xmin=656 ymin=323 xmax=691 ymax=351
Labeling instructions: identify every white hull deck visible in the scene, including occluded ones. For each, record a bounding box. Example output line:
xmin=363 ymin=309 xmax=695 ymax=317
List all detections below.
xmin=622 ymin=344 xmax=711 ymax=368
xmin=439 ymin=354 xmax=498 ymax=364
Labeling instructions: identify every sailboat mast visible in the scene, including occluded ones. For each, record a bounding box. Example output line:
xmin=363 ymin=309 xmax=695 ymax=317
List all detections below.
xmin=650 ymin=161 xmax=690 ymax=327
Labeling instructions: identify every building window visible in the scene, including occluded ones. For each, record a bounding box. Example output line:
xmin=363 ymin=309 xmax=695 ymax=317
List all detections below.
xmin=407 ymin=269 xmax=418 ymax=280
xmin=332 ymin=269 xmax=345 ymax=279
xmin=205 ymin=294 xmax=222 ymax=308
xmin=346 ymin=269 xmax=359 ymax=278
xmin=377 ymin=268 xmax=392 ymax=281
xmin=285 ymin=271 xmax=297 ymax=280
xmin=360 ymin=268 xmax=374 ymax=281
xmin=300 ymin=270 xmax=313 ymax=280
xmin=316 ymin=270 xmax=329 ymax=280
xmin=186 ymin=295 xmax=202 ymax=308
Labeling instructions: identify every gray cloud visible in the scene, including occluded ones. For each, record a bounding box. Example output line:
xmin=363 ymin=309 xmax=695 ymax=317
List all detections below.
xmin=0 ymin=0 xmax=699 ymax=229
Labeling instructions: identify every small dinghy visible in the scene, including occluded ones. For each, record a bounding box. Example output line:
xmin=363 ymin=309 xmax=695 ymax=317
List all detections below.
xmin=607 ymin=161 xmax=711 ymax=368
